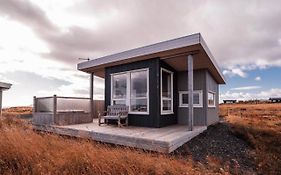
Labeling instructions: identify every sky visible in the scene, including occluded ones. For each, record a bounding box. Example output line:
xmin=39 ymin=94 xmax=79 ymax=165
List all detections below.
xmin=0 ymin=0 xmax=281 ymax=107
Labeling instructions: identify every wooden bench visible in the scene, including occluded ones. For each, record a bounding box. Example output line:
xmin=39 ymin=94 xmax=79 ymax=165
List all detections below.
xmin=98 ymin=105 xmax=129 ymax=127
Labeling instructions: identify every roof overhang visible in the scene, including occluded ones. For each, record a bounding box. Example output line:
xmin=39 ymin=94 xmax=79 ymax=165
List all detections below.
xmin=77 ymin=33 xmax=226 ymax=84
xmin=0 ymin=82 xmax=12 ymax=90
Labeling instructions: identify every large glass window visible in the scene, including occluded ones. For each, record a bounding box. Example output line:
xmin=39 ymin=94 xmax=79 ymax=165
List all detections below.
xmin=130 ymin=71 xmax=147 ymax=98
xmin=161 ymin=68 xmax=173 ymax=114
xmin=112 ymin=73 xmax=127 ymax=105
xmin=208 ymin=91 xmax=216 ymax=107
xmin=130 ymin=70 xmax=148 ymax=112
xmin=111 ymin=69 xmax=149 ymax=114
xmin=179 ymin=90 xmax=203 ymax=108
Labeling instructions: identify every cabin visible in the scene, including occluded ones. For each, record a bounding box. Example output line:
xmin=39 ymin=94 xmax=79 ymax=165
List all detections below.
xmin=223 ymin=100 xmax=237 ymax=104
xmin=0 ymin=82 xmax=12 ymax=116
xmin=33 ymin=33 xmax=226 ymax=153
xmin=78 ymin=33 xmax=226 ymax=129
xmin=269 ymin=97 xmax=281 ymax=103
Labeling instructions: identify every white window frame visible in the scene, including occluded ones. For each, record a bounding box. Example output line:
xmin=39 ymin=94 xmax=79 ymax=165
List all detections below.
xmin=111 ymin=68 xmax=149 ymax=115
xmin=178 ymin=90 xmax=203 ymax=108
xmin=208 ymin=91 xmax=216 ymax=108
xmin=160 ymin=68 xmax=174 ymax=115
xmin=111 ymin=72 xmax=127 ymax=106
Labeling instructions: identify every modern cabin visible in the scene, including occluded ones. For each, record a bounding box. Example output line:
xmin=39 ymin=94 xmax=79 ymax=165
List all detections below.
xmin=78 ymin=33 xmax=226 ymax=129
xmin=0 ymin=82 xmax=12 ymax=116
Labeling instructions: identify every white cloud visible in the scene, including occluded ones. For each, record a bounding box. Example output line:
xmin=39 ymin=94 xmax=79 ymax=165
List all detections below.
xmin=2 ymin=0 xmax=281 ymax=69
xmin=223 ymin=67 xmax=247 ymax=78
xmin=0 ymin=17 xmax=49 ymax=54
xmin=35 ymin=76 xmax=104 ymax=100
xmin=255 ymin=76 xmax=261 ymax=81
xmin=1 ymin=0 xmax=281 ymax=107
xmin=29 ymin=0 xmax=101 ymax=30
xmin=230 ymin=86 xmax=261 ymax=91
xmin=0 ymin=74 xmax=18 ymax=85
xmin=0 ymin=18 xmax=104 ymax=107
xmin=220 ymin=88 xmax=281 ymax=102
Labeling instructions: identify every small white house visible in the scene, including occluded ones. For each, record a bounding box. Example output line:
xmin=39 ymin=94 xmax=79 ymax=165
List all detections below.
xmin=0 ymin=82 xmax=12 ymax=116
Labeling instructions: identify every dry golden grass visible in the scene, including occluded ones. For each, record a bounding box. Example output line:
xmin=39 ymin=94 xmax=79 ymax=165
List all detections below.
xmin=0 ymin=107 xmax=225 ymax=175
xmin=220 ymin=103 xmax=281 ymax=174
xmin=2 ymin=106 xmax=32 ymax=118
xmin=1 ymin=104 xmax=280 ymax=174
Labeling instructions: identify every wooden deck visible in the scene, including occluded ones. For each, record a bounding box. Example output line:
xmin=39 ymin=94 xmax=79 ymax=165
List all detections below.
xmin=34 ymin=119 xmax=207 ymax=153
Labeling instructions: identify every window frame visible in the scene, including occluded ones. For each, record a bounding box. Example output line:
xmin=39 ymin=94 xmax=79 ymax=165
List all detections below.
xmin=110 ymin=68 xmax=149 ymax=115
xmin=160 ymin=68 xmax=174 ymax=115
xmin=208 ymin=91 xmax=216 ymax=108
xmin=178 ymin=90 xmax=203 ymax=108
xmin=111 ymin=72 xmax=127 ymax=106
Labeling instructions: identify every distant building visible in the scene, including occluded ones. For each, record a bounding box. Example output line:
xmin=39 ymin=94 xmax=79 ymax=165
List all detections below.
xmin=223 ymin=100 xmax=237 ymax=104
xmin=0 ymin=82 xmax=12 ymax=116
xmin=269 ymin=98 xmax=281 ymax=103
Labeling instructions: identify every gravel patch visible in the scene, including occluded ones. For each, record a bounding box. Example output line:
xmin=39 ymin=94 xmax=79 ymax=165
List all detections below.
xmin=173 ymin=122 xmax=257 ymax=174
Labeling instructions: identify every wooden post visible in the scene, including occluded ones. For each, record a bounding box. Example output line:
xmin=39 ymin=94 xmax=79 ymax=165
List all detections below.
xmin=53 ymin=95 xmax=57 ymax=118
xmin=188 ymin=55 xmax=194 ymax=131
xmin=33 ymin=96 xmax=37 ymax=114
xmin=0 ymin=89 xmax=2 ymax=117
xmin=90 ymin=73 xmax=94 ymax=119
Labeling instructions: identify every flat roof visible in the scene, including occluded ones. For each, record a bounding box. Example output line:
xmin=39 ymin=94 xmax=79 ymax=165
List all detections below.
xmin=78 ymin=33 xmax=226 ymax=84
xmin=0 ymin=82 xmax=12 ymax=90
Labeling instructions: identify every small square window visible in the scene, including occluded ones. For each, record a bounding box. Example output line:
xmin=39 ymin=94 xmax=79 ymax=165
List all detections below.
xmin=182 ymin=94 xmax=189 ymax=104
xmin=179 ymin=91 xmax=203 ymax=108
xmin=208 ymin=92 xmax=216 ymax=107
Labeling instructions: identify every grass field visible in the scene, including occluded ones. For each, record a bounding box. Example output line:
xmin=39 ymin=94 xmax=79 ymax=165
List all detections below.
xmin=220 ymin=103 xmax=281 ymax=174
xmin=0 ymin=104 xmax=280 ymax=174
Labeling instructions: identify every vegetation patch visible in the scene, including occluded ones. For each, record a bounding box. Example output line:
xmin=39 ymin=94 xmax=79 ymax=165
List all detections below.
xmin=221 ymin=103 xmax=281 ymax=174
xmin=0 ymin=107 xmax=213 ymax=175
xmin=1 ymin=104 xmax=280 ymax=174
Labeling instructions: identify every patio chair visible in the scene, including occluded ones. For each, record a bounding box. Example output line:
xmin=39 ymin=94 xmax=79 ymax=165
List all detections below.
xmin=98 ymin=105 xmax=129 ymax=127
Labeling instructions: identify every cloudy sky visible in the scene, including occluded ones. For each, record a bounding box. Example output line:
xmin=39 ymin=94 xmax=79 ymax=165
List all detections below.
xmin=0 ymin=0 xmax=281 ymax=107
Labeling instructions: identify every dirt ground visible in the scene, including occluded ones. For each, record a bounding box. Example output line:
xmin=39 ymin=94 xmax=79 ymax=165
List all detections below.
xmin=174 ymin=121 xmax=257 ymax=174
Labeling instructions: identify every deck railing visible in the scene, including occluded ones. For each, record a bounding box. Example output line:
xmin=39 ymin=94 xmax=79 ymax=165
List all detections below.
xmin=34 ymin=95 xmax=91 ymax=113
xmin=34 ymin=96 xmax=54 ymax=113
xmin=34 ymin=95 xmax=105 ymax=115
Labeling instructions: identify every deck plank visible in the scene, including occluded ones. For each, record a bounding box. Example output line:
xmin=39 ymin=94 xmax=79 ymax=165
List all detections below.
xmin=33 ymin=119 xmax=206 ymax=153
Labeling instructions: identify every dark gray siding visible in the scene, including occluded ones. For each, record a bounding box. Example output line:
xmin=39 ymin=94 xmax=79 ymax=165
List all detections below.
xmin=105 ymin=58 xmax=160 ymax=127
xmin=104 ymin=58 xmax=219 ymax=127
xmin=177 ymin=69 xmax=206 ymax=126
xmin=105 ymin=58 xmax=178 ymax=128
xmin=206 ymin=71 xmax=219 ymax=125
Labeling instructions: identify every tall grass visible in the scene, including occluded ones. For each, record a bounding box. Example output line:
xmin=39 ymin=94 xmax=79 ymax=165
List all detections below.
xmin=0 ymin=108 xmax=219 ymax=175
xmin=2 ymin=104 xmax=280 ymax=174
xmin=220 ymin=103 xmax=281 ymax=174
